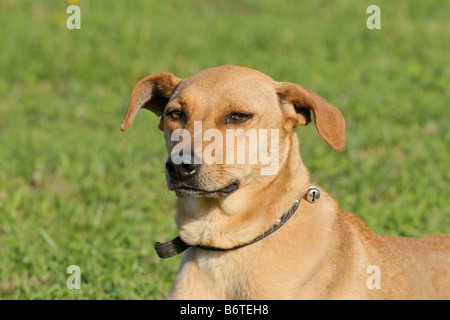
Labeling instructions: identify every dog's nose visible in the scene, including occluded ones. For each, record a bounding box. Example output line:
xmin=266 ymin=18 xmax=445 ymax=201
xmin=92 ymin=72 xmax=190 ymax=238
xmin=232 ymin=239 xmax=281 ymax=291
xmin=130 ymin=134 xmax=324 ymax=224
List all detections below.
xmin=166 ymin=153 xmax=200 ymax=181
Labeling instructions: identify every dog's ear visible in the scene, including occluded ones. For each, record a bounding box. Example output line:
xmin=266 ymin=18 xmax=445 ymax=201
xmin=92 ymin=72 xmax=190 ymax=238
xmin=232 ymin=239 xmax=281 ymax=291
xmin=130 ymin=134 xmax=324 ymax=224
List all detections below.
xmin=121 ymin=73 xmax=182 ymax=132
xmin=277 ymin=82 xmax=345 ymax=152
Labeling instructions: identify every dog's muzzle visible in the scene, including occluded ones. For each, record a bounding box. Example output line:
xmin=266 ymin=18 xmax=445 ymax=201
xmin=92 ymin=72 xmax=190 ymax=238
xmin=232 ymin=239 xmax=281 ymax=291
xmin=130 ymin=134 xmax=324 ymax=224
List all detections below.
xmin=165 ymin=152 xmax=240 ymax=197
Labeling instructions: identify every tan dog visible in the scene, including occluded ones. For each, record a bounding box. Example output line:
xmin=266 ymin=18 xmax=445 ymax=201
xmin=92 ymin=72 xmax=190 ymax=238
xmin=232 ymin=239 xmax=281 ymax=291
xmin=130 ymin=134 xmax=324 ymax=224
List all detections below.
xmin=121 ymin=65 xmax=450 ymax=299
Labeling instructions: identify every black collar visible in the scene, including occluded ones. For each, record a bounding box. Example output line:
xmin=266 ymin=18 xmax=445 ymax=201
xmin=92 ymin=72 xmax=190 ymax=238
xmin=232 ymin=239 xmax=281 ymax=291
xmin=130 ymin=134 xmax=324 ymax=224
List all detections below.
xmin=154 ymin=197 xmax=302 ymax=259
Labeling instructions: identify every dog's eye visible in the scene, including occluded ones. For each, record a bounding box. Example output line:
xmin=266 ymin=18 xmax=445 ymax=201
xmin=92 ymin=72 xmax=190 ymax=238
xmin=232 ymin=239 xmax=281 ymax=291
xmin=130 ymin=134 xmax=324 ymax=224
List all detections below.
xmin=227 ymin=112 xmax=253 ymax=123
xmin=166 ymin=110 xmax=185 ymax=121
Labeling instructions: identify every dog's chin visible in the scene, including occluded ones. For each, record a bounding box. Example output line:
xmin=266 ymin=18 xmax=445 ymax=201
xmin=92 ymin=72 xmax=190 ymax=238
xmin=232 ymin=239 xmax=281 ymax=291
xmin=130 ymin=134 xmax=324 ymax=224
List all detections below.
xmin=169 ymin=181 xmax=240 ymax=198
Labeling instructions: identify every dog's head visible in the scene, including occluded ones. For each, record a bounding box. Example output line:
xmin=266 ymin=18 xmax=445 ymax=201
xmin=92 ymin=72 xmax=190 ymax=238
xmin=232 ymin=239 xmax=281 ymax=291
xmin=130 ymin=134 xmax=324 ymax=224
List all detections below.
xmin=121 ymin=65 xmax=345 ymax=199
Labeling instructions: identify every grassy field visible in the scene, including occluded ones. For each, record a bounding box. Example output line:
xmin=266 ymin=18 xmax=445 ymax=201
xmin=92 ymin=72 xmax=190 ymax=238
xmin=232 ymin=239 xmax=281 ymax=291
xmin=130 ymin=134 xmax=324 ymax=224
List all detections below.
xmin=0 ymin=0 xmax=448 ymax=299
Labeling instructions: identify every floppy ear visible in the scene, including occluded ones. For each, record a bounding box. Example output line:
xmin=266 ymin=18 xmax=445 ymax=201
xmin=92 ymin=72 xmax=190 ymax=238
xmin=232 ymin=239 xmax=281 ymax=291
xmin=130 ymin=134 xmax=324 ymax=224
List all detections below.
xmin=277 ymin=82 xmax=345 ymax=152
xmin=121 ymin=73 xmax=182 ymax=132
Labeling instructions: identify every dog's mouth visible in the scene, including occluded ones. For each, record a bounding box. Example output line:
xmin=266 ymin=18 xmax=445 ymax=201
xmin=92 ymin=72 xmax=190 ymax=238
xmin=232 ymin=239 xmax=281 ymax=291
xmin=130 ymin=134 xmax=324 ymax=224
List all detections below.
xmin=169 ymin=181 xmax=240 ymax=198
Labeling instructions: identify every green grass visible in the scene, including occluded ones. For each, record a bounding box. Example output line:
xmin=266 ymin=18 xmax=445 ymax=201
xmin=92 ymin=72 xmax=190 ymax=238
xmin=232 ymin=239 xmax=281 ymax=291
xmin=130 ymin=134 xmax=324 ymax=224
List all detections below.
xmin=0 ymin=0 xmax=449 ymax=299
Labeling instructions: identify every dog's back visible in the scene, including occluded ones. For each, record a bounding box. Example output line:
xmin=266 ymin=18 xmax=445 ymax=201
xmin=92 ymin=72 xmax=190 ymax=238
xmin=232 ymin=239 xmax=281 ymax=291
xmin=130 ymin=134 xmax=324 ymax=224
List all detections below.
xmin=335 ymin=209 xmax=449 ymax=299
xmin=370 ymin=232 xmax=450 ymax=299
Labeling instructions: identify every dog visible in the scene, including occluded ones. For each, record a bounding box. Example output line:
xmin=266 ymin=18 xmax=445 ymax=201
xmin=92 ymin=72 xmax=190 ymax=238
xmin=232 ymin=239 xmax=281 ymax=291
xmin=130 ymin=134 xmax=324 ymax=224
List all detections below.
xmin=121 ymin=65 xmax=450 ymax=299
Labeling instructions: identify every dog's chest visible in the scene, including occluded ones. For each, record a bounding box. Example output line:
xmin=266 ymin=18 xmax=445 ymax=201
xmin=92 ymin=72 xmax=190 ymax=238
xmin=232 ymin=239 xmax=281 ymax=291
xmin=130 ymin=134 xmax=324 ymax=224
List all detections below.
xmin=194 ymin=250 xmax=257 ymax=299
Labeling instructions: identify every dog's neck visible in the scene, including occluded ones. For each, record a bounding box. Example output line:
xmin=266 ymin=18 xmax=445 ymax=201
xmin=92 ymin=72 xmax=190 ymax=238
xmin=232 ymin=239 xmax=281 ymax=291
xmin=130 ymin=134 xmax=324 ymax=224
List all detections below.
xmin=175 ymin=133 xmax=311 ymax=249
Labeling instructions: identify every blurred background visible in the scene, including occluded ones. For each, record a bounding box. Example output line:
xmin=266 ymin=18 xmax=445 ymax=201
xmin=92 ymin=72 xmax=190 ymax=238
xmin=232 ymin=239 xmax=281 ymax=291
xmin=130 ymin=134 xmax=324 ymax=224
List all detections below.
xmin=0 ymin=0 xmax=448 ymax=299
